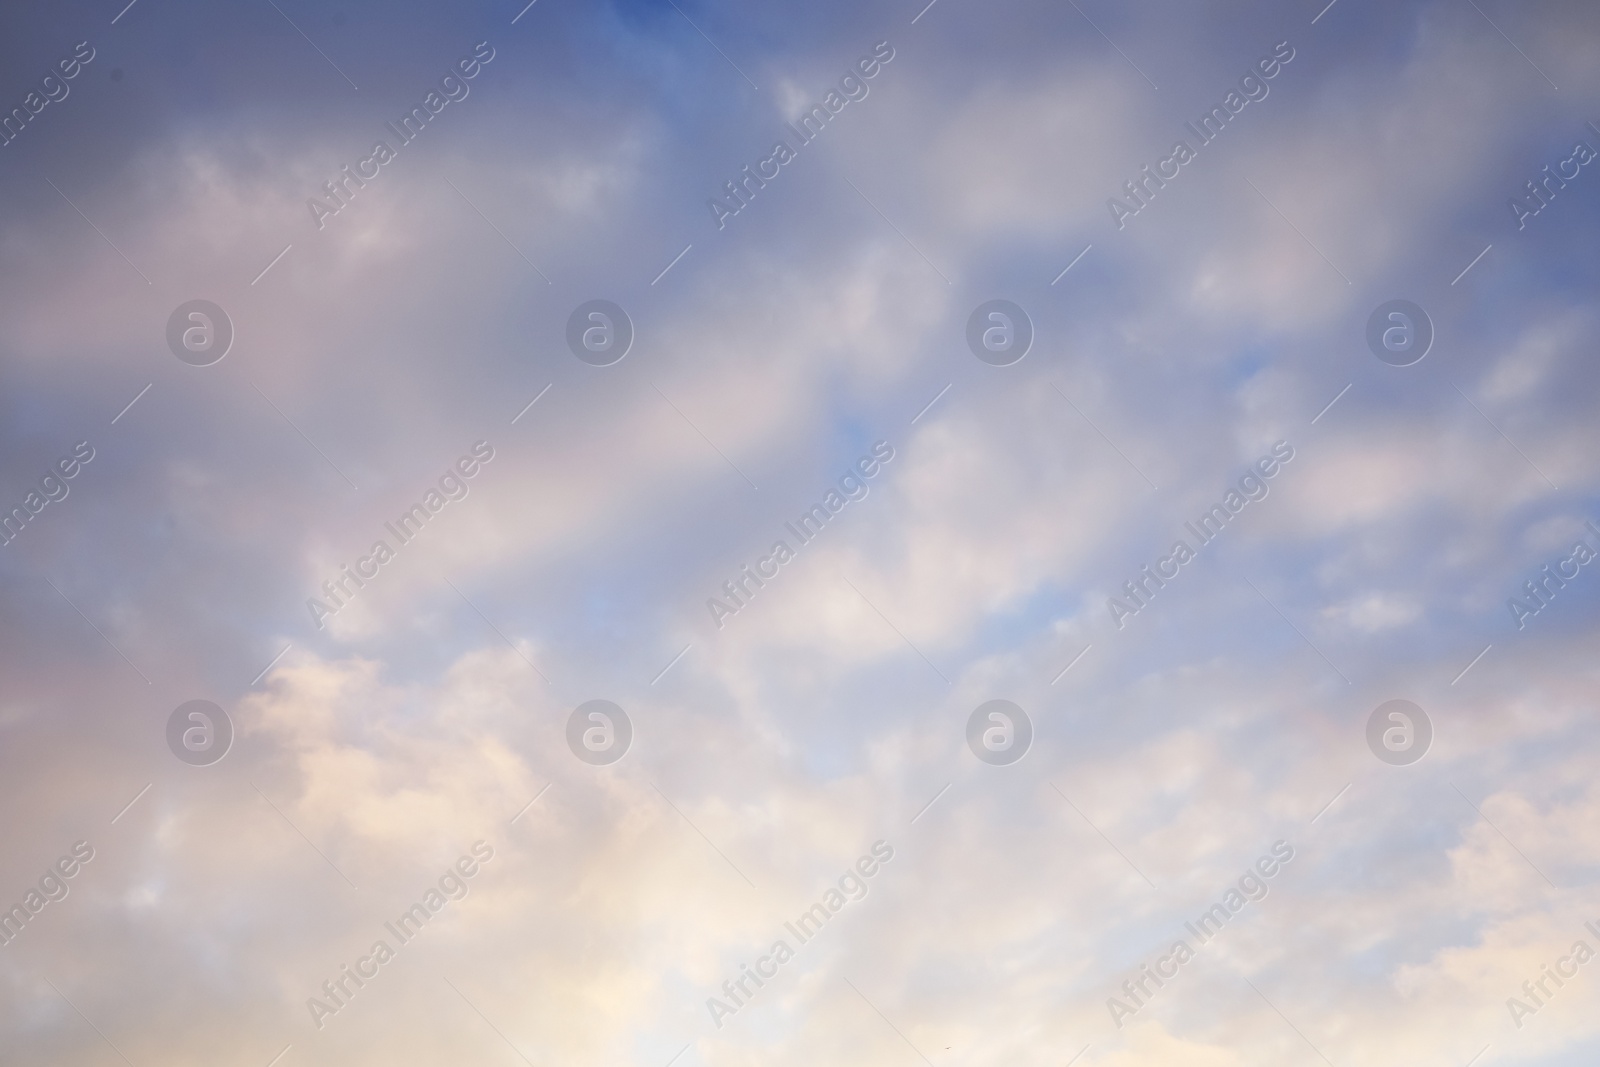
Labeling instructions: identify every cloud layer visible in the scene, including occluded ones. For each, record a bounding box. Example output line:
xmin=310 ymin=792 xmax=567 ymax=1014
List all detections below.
xmin=2 ymin=0 xmax=1599 ymax=1065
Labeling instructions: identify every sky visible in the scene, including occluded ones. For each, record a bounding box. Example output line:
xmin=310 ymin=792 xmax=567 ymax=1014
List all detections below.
xmin=1 ymin=0 xmax=1599 ymax=1064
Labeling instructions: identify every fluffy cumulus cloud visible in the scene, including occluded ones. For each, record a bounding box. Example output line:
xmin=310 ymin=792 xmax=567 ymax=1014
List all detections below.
xmin=1 ymin=0 xmax=1599 ymax=1064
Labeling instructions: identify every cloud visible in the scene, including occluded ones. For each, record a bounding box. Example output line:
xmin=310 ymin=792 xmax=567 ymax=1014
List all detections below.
xmin=4 ymin=0 xmax=1600 ymax=1064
